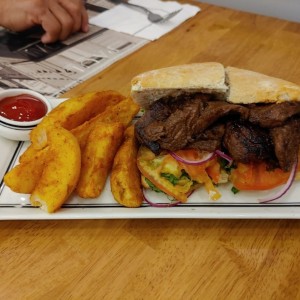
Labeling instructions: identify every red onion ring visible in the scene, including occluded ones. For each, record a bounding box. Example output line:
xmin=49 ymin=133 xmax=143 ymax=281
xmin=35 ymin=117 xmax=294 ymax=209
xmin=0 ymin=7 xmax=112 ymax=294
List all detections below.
xmin=215 ymin=150 xmax=233 ymax=166
xmin=258 ymin=159 xmax=298 ymax=203
xmin=169 ymin=151 xmax=215 ymax=165
xmin=143 ymin=189 xmax=180 ymax=207
xmin=169 ymin=149 xmax=234 ymax=167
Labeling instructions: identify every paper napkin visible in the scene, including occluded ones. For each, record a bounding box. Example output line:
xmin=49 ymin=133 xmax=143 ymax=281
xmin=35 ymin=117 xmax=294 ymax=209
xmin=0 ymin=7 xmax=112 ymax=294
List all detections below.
xmin=89 ymin=0 xmax=201 ymax=41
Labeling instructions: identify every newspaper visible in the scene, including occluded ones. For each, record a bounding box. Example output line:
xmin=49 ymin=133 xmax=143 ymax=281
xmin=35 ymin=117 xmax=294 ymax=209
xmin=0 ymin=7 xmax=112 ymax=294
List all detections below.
xmin=0 ymin=0 xmax=148 ymax=96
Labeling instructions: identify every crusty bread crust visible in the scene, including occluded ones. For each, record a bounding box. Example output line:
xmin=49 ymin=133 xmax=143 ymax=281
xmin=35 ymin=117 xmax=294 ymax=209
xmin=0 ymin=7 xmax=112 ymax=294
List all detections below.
xmin=226 ymin=67 xmax=300 ymax=104
xmin=130 ymin=63 xmax=300 ymax=108
xmin=131 ymin=62 xmax=228 ymax=108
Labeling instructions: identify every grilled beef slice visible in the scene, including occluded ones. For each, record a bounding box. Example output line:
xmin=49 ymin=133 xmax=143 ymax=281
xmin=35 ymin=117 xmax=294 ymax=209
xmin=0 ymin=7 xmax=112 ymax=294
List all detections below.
xmin=188 ymin=123 xmax=225 ymax=152
xmin=135 ymin=95 xmax=206 ymax=153
xmin=249 ymin=102 xmax=300 ymax=128
xmin=223 ymin=121 xmax=275 ymax=164
xmin=193 ymin=101 xmax=249 ymax=133
xmin=135 ymin=95 xmax=249 ymax=154
xmin=270 ymin=119 xmax=300 ymax=171
xmin=135 ymin=95 xmax=300 ymax=171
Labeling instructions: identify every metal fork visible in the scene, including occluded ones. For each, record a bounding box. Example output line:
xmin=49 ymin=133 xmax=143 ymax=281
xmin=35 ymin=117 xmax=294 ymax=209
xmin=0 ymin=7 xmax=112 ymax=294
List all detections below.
xmin=121 ymin=1 xmax=182 ymax=23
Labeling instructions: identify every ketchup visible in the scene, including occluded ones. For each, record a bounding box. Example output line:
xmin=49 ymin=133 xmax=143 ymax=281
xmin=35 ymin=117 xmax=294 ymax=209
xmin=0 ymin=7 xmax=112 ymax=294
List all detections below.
xmin=0 ymin=94 xmax=47 ymax=122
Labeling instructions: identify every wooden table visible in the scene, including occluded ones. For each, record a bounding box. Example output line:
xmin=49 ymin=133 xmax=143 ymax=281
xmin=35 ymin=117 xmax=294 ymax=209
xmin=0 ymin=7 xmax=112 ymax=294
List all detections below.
xmin=1 ymin=2 xmax=300 ymax=299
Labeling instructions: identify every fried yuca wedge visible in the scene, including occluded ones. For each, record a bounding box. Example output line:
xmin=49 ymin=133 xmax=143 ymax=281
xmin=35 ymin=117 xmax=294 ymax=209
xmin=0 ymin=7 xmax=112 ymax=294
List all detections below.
xmin=30 ymin=127 xmax=81 ymax=213
xmin=4 ymin=148 xmax=48 ymax=194
xmin=21 ymin=91 xmax=125 ymax=162
xmin=30 ymin=91 xmax=125 ymax=149
xmin=110 ymin=126 xmax=143 ymax=207
xmin=76 ymin=122 xmax=124 ymax=198
xmin=71 ymin=97 xmax=139 ymax=149
xmin=19 ymin=144 xmax=39 ymax=163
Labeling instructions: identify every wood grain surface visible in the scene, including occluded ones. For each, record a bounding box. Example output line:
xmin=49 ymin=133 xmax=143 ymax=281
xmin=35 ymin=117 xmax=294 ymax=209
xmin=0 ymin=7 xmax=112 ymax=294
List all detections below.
xmin=1 ymin=1 xmax=300 ymax=299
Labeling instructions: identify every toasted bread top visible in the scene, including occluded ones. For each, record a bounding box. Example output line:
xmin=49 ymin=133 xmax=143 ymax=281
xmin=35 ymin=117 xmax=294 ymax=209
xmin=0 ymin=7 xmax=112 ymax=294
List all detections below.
xmin=226 ymin=66 xmax=300 ymax=104
xmin=131 ymin=62 xmax=300 ymax=108
xmin=131 ymin=62 xmax=228 ymax=108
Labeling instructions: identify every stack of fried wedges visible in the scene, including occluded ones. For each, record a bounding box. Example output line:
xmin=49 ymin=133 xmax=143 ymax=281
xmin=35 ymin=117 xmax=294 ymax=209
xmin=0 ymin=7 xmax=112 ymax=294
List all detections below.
xmin=4 ymin=91 xmax=143 ymax=213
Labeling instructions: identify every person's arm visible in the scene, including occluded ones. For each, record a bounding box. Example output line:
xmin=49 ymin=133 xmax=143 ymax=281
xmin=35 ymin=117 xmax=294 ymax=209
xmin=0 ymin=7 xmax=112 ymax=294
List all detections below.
xmin=0 ymin=0 xmax=89 ymax=43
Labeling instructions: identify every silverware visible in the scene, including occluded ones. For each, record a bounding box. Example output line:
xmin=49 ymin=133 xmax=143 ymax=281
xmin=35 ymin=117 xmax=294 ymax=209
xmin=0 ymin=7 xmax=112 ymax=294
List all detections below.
xmin=121 ymin=1 xmax=182 ymax=23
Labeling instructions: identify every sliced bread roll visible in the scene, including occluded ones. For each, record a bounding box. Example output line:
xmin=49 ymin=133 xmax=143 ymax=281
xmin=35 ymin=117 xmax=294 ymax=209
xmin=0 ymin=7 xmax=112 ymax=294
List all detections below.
xmin=131 ymin=62 xmax=228 ymax=108
xmin=226 ymin=66 xmax=300 ymax=104
xmin=130 ymin=62 xmax=300 ymax=107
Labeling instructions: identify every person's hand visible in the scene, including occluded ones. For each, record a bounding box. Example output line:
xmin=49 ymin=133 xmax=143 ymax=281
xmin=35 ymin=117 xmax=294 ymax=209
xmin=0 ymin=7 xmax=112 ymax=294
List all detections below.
xmin=0 ymin=0 xmax=89 ymax=43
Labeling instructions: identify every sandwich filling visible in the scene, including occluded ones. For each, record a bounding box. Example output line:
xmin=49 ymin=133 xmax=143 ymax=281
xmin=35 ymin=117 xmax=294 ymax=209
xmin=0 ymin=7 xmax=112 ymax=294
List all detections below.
xmin=135 ymin=93 xmax=300 ymax=172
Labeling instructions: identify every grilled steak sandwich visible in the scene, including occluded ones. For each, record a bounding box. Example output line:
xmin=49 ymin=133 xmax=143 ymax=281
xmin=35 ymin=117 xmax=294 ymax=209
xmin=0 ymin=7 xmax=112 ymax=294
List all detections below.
xmin=131 ymin=62 xmax=300 ymax=202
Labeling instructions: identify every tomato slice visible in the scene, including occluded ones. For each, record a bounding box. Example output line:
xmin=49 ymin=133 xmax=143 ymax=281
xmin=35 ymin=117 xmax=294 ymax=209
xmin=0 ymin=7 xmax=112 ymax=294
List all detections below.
xmin=230 ymin=162 xmax=290 ymax=191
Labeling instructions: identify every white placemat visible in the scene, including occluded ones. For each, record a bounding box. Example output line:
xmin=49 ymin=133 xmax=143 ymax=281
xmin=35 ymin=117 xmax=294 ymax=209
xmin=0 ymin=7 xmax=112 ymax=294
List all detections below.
xmin=90 ymin=0 xmax=200 ymax=40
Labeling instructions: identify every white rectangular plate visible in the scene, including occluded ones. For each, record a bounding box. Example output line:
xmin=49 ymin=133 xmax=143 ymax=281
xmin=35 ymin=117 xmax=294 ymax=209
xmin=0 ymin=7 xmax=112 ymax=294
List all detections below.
xmin=1 ymin=99 xmax=300 ymax=220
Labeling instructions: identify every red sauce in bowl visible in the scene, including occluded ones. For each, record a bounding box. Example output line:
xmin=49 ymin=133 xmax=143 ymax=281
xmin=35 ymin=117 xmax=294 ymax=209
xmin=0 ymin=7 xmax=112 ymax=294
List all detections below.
xmin=0 ymin=94 xmax=47 ymax=122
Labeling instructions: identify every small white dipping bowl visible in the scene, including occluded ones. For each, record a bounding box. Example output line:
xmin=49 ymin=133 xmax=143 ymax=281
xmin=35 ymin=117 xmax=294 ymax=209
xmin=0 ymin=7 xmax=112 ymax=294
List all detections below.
xmin=0 ymin=89 xmax=52 ymax=141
